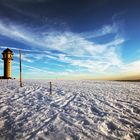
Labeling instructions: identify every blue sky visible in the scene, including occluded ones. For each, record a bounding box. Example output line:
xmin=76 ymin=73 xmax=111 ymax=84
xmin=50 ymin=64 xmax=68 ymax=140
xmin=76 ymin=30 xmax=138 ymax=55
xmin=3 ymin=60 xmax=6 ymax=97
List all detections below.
xmin=0 ymin=0 xmax=140 ymax=79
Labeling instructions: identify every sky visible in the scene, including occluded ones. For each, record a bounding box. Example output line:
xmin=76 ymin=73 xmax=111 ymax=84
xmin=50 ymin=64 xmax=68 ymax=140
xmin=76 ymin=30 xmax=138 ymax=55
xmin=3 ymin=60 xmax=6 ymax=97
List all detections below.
xmin=0 ymin=0 xmax=140 ymax=79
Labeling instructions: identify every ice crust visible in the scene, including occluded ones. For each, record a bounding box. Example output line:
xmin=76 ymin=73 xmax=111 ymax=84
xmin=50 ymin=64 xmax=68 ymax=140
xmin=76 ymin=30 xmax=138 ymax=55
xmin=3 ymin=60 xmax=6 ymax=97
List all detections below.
xmin=0 ymin=80 xmax=140 ymax=140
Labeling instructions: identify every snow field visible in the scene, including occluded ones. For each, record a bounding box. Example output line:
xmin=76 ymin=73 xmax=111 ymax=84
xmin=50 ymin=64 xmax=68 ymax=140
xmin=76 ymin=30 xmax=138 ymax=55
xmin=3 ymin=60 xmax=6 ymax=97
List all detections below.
xmin=0 ymin=80 xmax=140 ymax=140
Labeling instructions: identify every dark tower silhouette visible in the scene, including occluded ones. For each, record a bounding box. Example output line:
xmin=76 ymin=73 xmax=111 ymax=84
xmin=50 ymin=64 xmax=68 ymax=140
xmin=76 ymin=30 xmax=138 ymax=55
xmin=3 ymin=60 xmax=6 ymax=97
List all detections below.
xmin=2 ymin=48 xmax=13 ymax=79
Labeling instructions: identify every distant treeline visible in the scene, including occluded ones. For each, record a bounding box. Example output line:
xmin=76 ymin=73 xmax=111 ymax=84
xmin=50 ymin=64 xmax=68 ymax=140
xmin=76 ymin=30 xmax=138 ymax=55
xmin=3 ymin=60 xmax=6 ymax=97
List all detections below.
xmin=115 ymin=80 xmax=140 ymax=82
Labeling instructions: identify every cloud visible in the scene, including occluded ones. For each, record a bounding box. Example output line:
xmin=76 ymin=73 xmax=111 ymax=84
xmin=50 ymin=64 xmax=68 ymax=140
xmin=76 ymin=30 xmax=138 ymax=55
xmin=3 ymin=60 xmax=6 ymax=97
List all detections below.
xmin=13 ymin=61 xmax=50 ymax=73
xmin=0 ymin=20 xmax=127 ymax=78
xmin=79 ymin=24 xmax=118 ymax=39
xmin=0 ymin=21 xmax=42 ymax=47
xmin=136 ymin=49 xmax=140 ymax=54
xmin=120 ymin=60 xmax=140 ymax=73
xmin=0 ymin=20 xmax=122 ymax=53
xmin=14 ymin=53 xmax=34 ymax=63
xmin=0 ymin=21 xmax=121 ymax=55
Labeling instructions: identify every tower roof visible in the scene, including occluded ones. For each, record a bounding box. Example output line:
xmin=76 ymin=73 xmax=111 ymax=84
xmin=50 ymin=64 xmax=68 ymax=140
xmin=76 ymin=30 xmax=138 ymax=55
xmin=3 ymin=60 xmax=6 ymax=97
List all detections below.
xmin=2 ymin=48 xmax=13 ymax=54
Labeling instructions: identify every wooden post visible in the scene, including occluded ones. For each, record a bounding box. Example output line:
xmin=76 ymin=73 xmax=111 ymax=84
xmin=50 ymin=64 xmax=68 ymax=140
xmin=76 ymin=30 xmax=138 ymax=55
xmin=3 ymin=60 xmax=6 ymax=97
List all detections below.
xmin=20 ymin=49 xmax=23 ymax=87
xmin=50 ymin=82 xmax=52 ymax=95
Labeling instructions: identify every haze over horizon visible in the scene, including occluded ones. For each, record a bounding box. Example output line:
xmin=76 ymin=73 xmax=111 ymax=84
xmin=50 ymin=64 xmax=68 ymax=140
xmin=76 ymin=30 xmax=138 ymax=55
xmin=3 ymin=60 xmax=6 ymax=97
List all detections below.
xmin=0 ymin=0 xmax=140 ymax=79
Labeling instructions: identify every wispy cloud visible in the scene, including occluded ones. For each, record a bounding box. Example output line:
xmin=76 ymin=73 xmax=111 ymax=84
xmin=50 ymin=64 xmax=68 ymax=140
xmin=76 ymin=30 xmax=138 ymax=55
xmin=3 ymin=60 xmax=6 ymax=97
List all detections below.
xmin=0 ymin=19 xmax=130 ymax=78
xmin=79 ymin=23 xmax=119 ymax=39
xmin=0 ymin=20 xmax=122 ymax=53
xmin=14 ymin=53 xmax=34 ymax=63
xmin=120 ymin=60 xmax=140 ymax=73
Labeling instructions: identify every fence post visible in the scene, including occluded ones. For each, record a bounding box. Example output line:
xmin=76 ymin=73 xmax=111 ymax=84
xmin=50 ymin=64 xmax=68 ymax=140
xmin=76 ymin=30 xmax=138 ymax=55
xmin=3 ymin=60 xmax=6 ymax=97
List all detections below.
xmin=19 ymin=49 xmax=23 ymax=87
xmin=50 ymin=82 xmax=52 ymax=95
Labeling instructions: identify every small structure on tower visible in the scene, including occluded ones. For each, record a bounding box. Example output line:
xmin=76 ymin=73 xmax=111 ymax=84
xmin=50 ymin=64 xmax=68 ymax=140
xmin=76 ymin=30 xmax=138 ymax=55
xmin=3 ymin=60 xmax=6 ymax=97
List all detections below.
xmin=2 ymin=48 xmax=13 ymax=79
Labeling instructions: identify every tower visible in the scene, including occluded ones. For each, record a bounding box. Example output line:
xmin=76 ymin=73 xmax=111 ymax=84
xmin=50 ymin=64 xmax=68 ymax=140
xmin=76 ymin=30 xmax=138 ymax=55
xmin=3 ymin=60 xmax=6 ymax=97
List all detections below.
xmin=2 ymin=48 xmax=13 ymax=79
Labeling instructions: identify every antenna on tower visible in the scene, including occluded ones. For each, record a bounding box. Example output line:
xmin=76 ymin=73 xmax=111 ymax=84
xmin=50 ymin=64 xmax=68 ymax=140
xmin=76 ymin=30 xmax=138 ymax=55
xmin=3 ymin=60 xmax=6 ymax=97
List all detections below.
xmin=19 ymin=49 xmax=23 ymax=87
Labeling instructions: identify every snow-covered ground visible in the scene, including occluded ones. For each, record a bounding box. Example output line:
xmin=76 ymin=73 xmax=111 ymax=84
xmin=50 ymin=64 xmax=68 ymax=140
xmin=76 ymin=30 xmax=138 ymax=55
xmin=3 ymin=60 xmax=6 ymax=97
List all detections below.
xmin=0 ymin=80 xmax=140 ymax=140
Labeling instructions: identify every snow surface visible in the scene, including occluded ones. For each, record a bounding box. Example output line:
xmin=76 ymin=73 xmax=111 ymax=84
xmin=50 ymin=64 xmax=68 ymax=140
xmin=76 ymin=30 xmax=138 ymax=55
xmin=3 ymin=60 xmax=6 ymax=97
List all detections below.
xmin=0 ymin=80 xmax=140 ymax=140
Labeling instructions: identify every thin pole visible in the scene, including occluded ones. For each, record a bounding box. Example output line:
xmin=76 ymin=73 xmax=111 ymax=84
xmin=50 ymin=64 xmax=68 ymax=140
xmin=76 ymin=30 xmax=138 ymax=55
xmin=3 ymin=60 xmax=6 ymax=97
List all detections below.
xmin=20 ymin=49 xmax=23 ymax=87
xmin=50 ymin=81 xmax=52 ymax=95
